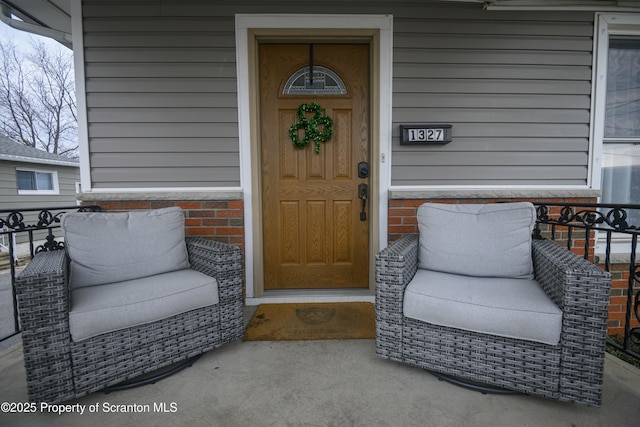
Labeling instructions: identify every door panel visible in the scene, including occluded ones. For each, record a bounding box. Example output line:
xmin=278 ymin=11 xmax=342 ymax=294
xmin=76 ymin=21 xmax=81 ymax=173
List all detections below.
xmin=260 ymin=43 xmax=369 ymax=290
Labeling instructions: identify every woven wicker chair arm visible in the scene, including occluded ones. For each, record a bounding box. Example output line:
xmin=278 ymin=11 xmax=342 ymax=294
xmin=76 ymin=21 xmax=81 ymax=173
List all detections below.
xmin=15 ymin=250 xmax=71 ymax=332
xmin=377 ymin=234 xmax=419 ymax=261
xmin=532 ymin=238 xmax=611 ymax=313
xmin=532 ymin=238 xmax=611 ymax=405
xmin=374 ymin=235 xmax=418 ymax=361
xmin=18 ymin=249 xmax=67 ymax=280
xmin=185 ymin=237 xmax=243 ymax=303
xmin=375 ymin=234 xmax=419 ymax=316
xmin=186 ymin=237 xmax=242 ymax=276
xmin=375 ymin=234 xmax=419 ymax=290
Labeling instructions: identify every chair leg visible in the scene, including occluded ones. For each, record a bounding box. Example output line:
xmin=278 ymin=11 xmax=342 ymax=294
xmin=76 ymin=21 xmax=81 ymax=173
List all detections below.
xmin=103 ymin=354 xmax=202 ymax=393
xmin=426 ymin=370 xmax=520 ymax=395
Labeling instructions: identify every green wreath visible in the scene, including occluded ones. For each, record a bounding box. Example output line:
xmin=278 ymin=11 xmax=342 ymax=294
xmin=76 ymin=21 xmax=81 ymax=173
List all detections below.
xmin=289 ymin=102 xmax=333 ymax=153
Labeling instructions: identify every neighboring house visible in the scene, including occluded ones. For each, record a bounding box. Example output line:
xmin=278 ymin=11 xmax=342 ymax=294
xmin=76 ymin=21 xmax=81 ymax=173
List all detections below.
xmin=0 ymin=134 xmax=80 ymax=245
xmin=3 ymin=0 xmax=639 ymax=304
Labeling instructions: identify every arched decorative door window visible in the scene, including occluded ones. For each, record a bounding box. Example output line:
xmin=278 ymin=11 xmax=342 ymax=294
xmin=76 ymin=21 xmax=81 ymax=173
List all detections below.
xmin=282 ymin=65 xmax=347 ymax=95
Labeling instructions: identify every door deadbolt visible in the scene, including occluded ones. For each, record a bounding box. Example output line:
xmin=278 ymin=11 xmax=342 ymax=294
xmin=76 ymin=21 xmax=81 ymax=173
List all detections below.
xmin=358 ymin=162 xmax=369 ymax=179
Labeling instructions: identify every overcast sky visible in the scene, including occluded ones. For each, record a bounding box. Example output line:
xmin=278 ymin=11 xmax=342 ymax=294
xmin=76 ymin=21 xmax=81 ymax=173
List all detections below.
xmin=0 ymin=22 xmax=66 ymax=54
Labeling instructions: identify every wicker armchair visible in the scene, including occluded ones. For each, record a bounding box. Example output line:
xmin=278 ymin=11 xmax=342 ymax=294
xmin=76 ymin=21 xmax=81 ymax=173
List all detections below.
xmin=16 ymin=208 xmax=244 ymax=403
xmin=375 ymin=203 xmax=611 ymax=407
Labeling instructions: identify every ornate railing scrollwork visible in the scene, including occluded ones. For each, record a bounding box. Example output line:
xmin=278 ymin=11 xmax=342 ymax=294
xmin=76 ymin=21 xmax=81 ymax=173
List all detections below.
xmin=535 ymin=202 xmax=640 ymax=362
xmin=0 ymin=205 xmax=101 ymax=343
xmin=35 ymin=234 xmax=65 ymax=254
xmin=631 ymin=265 xmax=640 ymax=346
xmin=1 ymin=207 xmax=97 ymax=233
xmin=1 ymin=211 xmax=26 ymax=231
xmin=536 ymin=203 xmax=640 ymax=234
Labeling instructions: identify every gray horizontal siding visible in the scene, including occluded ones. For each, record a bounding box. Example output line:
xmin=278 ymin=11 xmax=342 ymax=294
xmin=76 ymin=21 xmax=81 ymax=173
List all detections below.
xmin=392 ymin=18 xmax=593 ymax=37
xmin=394 ymin=64 xmax=591 ymax=81
xmin=91 ymin=167 xmax=240 ymax=188
xmin=90 ymin=153 xmax=238 ymax=168
xmin=395 ymin=138 xmax=589 ymax=153
xmin=393 ymin=79 xmax=591 ymax=95
xmin=393 ymin=152 xmax=588 ymax=166
xmin=81 ymin=0 xmax=596 ymax=189
xmin=87 ymin=108 xmax=238 ymax=123
xmin=395 ymin=49 xmax=591 ymax=67
xmin=85 ymin=63 xmax=236 ymax=78
xmin=85 ymin=78 xmax=237 ymax=93
xmin=82 ymin=2 xmax=239 ymax=189
xmin=394 ymin=93 xmax=590 ymax=109
xmin=90 ymin=138 xmax=239 ymax=153
xmin=393 ymin=109 xmax=589 ymax=124
xmin=88 ymin=123 xmax=238 ymax=138
xmin=391 ymin=8 xmax=594 ymax=186
xmin=87 ymin=93 xmax=237 ymax=108
xmin=395 ymin=34 xmax=592 ymax=52
xmin=84 ymin=47 xmax=235 ymax=63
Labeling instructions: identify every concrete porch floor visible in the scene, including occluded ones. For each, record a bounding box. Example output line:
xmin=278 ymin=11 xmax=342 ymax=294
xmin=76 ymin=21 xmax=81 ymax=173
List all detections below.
xmin=1 ymin=306 xmax=639 ymax=427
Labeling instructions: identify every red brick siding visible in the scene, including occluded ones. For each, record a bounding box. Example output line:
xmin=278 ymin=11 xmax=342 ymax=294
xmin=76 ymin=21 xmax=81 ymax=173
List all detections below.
xmin=605 ymin=263 xmax=640 ymax=336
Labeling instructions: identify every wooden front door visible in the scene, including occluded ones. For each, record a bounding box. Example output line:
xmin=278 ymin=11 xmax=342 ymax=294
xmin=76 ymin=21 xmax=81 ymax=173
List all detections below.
xmin=260 ymin=43 xmax=370 ymax=290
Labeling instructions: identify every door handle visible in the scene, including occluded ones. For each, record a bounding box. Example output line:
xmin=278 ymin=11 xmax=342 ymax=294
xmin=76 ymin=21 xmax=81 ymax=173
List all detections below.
xmin=358 ymin=183 xmax=368 ymax=221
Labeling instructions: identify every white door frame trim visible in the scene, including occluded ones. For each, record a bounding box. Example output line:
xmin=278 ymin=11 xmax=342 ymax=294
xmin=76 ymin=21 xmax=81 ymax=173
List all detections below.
xmin=235 ymin=14 xmax=393 ymax=300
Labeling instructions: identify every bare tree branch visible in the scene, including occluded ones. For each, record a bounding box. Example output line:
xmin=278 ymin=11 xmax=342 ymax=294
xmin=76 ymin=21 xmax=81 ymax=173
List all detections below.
xmin=0 ymin=36 xmax=77 ymax=156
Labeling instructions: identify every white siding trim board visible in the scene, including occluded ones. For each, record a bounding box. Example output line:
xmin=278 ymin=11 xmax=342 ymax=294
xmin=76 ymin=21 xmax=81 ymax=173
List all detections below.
xmin=391 ymin=186 xmax=602 ymax=200
xmin=71 ymin=0 xmax=91 ymax=193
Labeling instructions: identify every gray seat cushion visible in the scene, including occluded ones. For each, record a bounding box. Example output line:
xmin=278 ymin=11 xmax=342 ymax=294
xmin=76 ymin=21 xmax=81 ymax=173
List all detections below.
xmin=69 ymin=269 xmax=219 ymax=342
xmin=417 ymin=202 xmax=536 ymax=279
xmin=403 ymin=269 xmax=562 ymax=346
xmin=62 ymin=207 xmax=190 ymax=288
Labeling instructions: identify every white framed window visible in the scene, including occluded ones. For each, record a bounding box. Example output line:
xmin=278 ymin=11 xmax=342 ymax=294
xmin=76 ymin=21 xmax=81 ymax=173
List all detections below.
xmin=601 ymin=37 xmax=640 ymax=221
xmin=594 ymin=14 xmax=640 ymax=255
xmin=16 ymin=169 xmax=60 ymax=195
xmin=282 ymin=65 xmax=348 ymax=95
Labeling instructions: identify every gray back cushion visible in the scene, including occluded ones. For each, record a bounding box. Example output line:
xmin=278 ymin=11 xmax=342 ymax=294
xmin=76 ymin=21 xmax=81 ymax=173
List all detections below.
xmin=62 ymin=207 xmax=190 ymax=288
xmin=417 ymin=203 xmax=536 ymax=279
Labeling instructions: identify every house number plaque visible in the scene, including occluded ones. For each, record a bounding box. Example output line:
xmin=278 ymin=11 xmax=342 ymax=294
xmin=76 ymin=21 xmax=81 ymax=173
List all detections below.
xmin=400 ymin=124 xmax=452 ymax=145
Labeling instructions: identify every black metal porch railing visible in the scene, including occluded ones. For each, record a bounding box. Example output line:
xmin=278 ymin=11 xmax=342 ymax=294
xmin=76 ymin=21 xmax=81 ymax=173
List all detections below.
xmin=0 ymin=206 xmax=101 ymax=343
xmin=534 ymin=202 xmax=640 ymax=362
